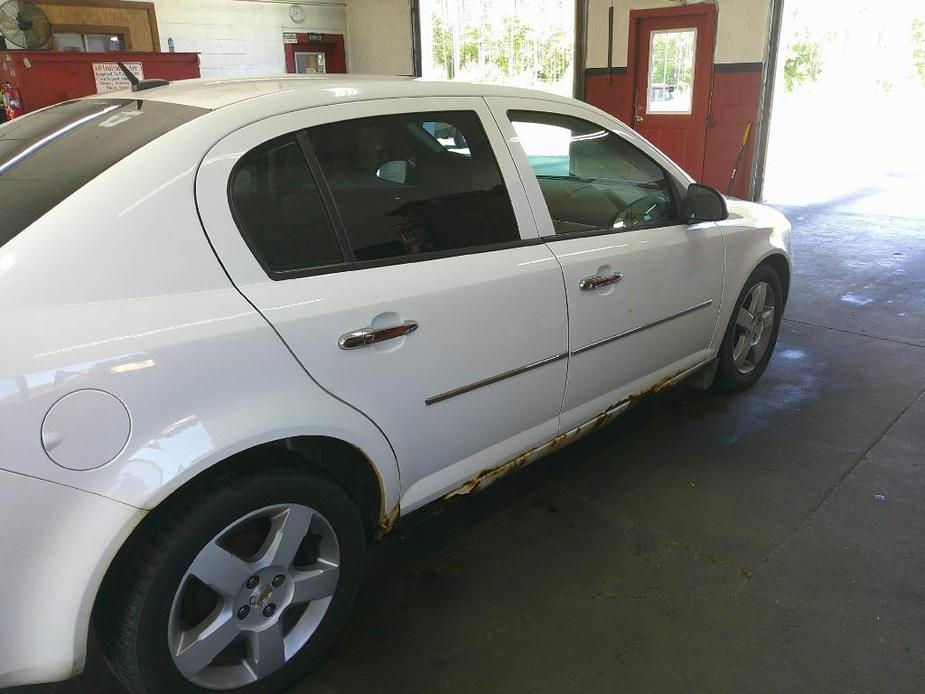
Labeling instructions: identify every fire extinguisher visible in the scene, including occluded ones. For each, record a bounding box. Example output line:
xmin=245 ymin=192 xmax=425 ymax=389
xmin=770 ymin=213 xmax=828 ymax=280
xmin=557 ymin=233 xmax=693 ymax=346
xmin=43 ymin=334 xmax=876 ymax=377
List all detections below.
xmin=2 ymin=81 xmax=24 ymax=120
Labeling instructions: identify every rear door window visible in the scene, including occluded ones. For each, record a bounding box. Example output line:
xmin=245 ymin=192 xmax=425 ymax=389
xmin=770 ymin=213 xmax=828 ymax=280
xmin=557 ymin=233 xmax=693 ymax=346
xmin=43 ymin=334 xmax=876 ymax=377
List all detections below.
xmin=229 ymin=134 xmax=344 ymax=275
xmin=0 ymin=99 xmax=206 ymax=247
xmin=307 ymin=111 xmax=519 ymax=262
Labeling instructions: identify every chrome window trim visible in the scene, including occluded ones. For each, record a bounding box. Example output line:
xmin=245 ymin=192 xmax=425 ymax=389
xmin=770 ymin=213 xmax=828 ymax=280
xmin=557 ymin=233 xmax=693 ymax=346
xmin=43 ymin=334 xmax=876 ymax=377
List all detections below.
xmin=571 ymin=299 xmax=714 ymax=356
xmin=425 ymin=352 xmax=569 ymax=406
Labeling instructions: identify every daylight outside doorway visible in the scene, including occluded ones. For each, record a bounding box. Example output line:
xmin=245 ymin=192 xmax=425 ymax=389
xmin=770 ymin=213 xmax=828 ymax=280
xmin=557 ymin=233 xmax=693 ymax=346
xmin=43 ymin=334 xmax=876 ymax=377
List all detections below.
xmin=763 ymin=0 xmax=925 ymax=210
xmin=418 ymin=0 xmax=574 ymax=96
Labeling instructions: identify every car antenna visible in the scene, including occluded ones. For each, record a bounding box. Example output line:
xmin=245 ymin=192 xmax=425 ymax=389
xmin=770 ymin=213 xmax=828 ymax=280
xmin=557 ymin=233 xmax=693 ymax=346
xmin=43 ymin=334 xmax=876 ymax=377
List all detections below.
xmin=116 ymin=61 xmax=170 ymax=92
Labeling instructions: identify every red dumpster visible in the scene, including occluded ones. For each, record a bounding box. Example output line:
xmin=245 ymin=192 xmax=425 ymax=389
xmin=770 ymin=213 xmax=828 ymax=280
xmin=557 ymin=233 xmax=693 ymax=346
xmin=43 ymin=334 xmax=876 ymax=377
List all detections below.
xmin=1 ymin=50 xmax=200 ymax=119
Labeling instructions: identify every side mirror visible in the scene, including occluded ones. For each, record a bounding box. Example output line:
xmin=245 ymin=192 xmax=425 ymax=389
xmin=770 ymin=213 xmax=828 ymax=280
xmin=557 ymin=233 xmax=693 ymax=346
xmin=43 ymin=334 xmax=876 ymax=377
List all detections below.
xmin=686 ymin=183 xmax=728 ymax=222
xmin=376 ymin=159 xmax=412 ymax=185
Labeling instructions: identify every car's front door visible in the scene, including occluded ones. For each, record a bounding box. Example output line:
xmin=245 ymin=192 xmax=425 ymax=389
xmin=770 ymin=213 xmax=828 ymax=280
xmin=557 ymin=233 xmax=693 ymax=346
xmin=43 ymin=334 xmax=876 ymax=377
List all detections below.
xmin=197 ymin=98 xmax=568 ymax=511
xmin=488 ymin=98 xmax=724 ymax=431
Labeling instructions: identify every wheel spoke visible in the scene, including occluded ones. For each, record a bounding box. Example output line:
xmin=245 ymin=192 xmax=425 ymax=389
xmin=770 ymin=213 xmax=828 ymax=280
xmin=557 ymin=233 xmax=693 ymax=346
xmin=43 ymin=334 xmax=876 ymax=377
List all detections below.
xmin=761 ymin=307 xmax=775 ymax=329
xmin=732 ymin=334 xmax=749 ymax=367
xmin=291 ymin=560 xmax=339 ymax=603
xmin=736 ymin=306 xmax=754 ymax=330
xmin=750 ymin=283 xmax=768 ymax=313
xmin=255 ymin=505 xmax=314 ymax=568
xmin=188 ymin=541 xmax=253 ymax=597
xmin=173 ymin=609 xmax=239 ymax=679
xmin=246 ymin=623 xmax=287 ymax=679
xmin=744 ymin=344 xmax=757 ymax=369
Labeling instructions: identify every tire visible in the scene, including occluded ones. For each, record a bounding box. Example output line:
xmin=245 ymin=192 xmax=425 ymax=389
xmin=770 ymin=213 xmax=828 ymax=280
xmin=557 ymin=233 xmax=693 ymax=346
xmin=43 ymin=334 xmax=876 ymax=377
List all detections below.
xmin=714 ymin=264 xmax=784 ymax=391
xmin=96 ymin=459 xmax=365 ymax=694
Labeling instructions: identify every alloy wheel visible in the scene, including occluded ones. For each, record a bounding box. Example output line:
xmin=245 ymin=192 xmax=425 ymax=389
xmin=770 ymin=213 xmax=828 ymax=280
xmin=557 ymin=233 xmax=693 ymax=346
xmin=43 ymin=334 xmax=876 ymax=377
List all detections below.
xmin=166 ymin=503 xmax=340 ymax=690
xmin=731 ymin=280 xmax=776 ymax=375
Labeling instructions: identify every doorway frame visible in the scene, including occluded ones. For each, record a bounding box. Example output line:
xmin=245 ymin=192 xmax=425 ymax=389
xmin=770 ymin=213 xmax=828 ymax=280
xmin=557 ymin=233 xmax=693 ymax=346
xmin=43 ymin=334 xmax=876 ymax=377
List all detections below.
xmin=283 ymin=33 xmax=346 ymax=74
xmin=625 ymin=3 xmax=717 ymax=180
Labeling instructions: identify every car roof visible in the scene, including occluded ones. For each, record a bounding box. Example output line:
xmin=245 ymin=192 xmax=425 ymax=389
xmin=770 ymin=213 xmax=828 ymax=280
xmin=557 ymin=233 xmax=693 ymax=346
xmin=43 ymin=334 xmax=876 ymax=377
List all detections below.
xmin=95 ymin=74 xmax=578 ymax=111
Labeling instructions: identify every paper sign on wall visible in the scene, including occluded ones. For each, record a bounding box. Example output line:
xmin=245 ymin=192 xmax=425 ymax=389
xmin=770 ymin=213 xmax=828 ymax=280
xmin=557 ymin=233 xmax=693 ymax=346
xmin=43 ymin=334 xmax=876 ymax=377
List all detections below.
xmin=283 ymin=32 xmax=298 ymax=44
xmin=92 ymin=62 xmax=144 ymax=93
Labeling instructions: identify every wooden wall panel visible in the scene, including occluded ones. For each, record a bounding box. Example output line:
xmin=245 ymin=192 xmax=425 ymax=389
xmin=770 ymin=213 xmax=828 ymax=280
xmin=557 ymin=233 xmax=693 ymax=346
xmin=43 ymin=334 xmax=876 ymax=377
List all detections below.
xmin=36 ymin=0 xmax=159 ymax=51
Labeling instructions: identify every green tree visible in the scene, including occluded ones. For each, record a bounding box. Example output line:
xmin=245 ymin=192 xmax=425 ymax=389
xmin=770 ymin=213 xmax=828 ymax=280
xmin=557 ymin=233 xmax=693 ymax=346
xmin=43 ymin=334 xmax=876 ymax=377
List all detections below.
xmin=913 ymin=18 xmax=925 ymax=88
xmin=783 ymin=38 xmax=823 ymax=92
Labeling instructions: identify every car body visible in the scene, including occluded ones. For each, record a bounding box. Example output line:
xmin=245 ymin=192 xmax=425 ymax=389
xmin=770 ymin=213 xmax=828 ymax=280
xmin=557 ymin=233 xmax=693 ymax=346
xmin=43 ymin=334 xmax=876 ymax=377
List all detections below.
xmin=0 ymin=76 xmax=791 ymax=689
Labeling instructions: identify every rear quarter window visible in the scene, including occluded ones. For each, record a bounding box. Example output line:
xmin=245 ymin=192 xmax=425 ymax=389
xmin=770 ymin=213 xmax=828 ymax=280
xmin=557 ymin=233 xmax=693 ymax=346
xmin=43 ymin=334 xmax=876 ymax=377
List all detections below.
xmin=0 ymin=99 xmax=207 ymax=247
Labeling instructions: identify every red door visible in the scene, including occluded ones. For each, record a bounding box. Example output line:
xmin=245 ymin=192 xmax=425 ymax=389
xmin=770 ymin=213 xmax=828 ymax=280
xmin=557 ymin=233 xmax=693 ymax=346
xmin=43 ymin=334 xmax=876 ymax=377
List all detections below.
xmin=629 ymin=6 xmax=715 ymax=180
xmin=284 ymin=33 xmax=346 ymax=74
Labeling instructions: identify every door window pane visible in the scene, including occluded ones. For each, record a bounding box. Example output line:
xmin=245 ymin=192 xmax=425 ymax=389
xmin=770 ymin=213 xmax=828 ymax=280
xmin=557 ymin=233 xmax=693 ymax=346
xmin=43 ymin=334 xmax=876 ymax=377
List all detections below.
xmin=309 ymin=111 xmax=518 ymax=262
xmin=295 ymin=52 xmax=326 ymax=74
xmin=230 ymin=134 xmax=343 ymax=274
xmin=647 ymin=28 xmax=696 ymax=114
xmin=509 ymin=111 xmax=678 ymax=233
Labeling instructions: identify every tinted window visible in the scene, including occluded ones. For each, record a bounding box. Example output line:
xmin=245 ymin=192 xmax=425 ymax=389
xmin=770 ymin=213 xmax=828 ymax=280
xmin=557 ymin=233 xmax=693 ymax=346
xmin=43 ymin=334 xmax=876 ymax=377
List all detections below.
xmin=422 ymin=120 xmax=470 ymax=155
xmin=230 ymin=134 xmax=343 ymax=275
xmin=308 ymin=111 xmax=518 ymax=262
xmin=509 ymin=111 xmax=678 ymax=234
xmin=0 ymin=99 xmax=206 ymax=248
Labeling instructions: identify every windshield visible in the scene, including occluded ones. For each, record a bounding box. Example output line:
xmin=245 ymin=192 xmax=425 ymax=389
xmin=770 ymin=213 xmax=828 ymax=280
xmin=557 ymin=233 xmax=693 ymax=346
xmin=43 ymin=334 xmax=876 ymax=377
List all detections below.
xmin=0 ymin=98 xmax=207 ymax=247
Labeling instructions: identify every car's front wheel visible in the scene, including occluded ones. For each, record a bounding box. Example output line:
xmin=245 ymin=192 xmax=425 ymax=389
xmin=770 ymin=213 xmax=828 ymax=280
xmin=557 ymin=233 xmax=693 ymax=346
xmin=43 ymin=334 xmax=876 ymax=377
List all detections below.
xmin=714 ymin=263 xmax=784 ymax=390
xmin=97 ymin=460 xmax=365 ymax=693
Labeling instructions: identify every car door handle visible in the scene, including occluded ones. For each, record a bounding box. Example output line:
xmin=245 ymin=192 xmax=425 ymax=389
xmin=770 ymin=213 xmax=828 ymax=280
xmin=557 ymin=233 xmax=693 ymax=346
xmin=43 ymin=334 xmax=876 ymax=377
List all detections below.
xmin=579 ymin=273 xmax=623 ymax=292
xmin=339 ymin=320 xmax=419 ymax=350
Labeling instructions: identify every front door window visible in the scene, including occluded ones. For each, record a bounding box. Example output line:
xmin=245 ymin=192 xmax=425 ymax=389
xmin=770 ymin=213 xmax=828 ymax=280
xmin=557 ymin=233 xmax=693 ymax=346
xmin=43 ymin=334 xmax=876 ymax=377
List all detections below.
xmin=508 ymin=110 xmax=679 ymax=234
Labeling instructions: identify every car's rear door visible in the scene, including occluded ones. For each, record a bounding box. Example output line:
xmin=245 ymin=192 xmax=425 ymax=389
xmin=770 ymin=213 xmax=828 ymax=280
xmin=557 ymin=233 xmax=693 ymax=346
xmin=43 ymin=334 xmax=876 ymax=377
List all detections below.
xmin=197 ymin=97 xmax=568 ymax=511
xmin=487 ymin=97 xmax=724 ymax=431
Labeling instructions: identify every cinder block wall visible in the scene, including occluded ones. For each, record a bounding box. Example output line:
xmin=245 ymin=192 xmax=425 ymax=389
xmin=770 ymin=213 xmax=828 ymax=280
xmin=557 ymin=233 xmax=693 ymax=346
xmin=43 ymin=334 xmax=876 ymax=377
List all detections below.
xmin=345 ymin=0 xmax=413 ymax=74
xmin=584 ymin=0 xmax=770 ymax=198
xmin=141 ymin=0 xmax=347 ymax=76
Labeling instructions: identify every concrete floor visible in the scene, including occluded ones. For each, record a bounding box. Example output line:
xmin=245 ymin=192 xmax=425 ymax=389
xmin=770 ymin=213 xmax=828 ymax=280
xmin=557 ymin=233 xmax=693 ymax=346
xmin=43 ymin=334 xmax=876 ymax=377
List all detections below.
xmin=16 ymin=173 xmax=925 ymax=693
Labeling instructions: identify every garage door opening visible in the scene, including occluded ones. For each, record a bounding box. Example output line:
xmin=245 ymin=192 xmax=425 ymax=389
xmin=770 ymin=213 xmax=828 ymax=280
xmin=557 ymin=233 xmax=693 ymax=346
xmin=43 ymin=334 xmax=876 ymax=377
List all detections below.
xmin=416 ymin=0 xmax=574 ymax=96
xmin=763 ymin=0 xmax=925 ymax=206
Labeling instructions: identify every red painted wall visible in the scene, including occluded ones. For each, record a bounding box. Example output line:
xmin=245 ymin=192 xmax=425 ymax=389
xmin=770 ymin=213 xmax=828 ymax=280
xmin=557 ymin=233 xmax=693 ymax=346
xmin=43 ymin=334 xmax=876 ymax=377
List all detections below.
xmin=584 ymin=70 xmax=632 ymax=123
xmin=703 ymin=67 xmax=762 ymax=198
xmin=584 ymin=64 xmax=762 ymax=198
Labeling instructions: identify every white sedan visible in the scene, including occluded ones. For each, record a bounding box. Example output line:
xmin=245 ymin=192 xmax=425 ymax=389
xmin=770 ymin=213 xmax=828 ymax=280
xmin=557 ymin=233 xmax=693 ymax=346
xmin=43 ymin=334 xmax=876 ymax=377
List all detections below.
xmin=0 ymin=76 xmax=790 ymax=692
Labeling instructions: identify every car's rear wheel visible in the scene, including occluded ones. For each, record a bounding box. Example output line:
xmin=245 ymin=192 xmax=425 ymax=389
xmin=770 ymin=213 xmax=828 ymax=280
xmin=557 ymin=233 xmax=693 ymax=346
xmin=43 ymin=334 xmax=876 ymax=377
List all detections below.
xmin=97 ymin=461 xmax=364 ymax=693
xmin=714 ymin=264 xmax=783 ymax=390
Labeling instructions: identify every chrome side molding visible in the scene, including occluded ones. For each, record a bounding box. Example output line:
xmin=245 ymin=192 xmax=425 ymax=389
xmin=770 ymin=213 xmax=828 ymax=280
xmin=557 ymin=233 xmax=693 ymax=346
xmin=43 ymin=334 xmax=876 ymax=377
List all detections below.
xmin=571 ymin=299 xmax=714 ymax=356
xmin=424 ymin=299 xmax=713 ymax=404
xmin=426 ymin=352 xmax=569 ymax=406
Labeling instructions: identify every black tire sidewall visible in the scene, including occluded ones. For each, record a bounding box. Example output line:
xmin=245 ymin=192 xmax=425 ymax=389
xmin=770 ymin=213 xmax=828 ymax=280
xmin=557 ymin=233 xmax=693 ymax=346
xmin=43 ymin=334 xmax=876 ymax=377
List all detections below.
xmin=716 ymin=264 xmax=783 ymax=390
xmin=131 ymin=470 xmax=364 ymax=694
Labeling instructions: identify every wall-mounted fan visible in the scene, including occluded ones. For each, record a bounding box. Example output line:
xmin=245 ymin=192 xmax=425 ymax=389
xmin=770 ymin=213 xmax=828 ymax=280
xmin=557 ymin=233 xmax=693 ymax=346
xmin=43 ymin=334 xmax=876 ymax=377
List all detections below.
xmin=0 ymin=0 xmax=52 ymax=49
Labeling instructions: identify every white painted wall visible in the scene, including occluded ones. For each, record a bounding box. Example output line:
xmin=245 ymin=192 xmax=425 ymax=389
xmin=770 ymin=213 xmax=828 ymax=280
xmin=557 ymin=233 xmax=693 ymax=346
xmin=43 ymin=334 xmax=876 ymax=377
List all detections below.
xmin=587 ymin=0 xmax=771 ymax=68
xmin=143 ymin=0 xmax=347 ymax=76
xmin=345 ymin=0 xmax=413 ymax=75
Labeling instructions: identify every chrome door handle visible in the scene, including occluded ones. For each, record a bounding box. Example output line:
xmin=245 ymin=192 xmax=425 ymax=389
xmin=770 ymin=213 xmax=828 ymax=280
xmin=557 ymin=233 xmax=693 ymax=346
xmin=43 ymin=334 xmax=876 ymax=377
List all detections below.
xmin=579 ymin=273 xmax=623 ymax=292
xmin=339 ymin=320 xmax=419 ymax=350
